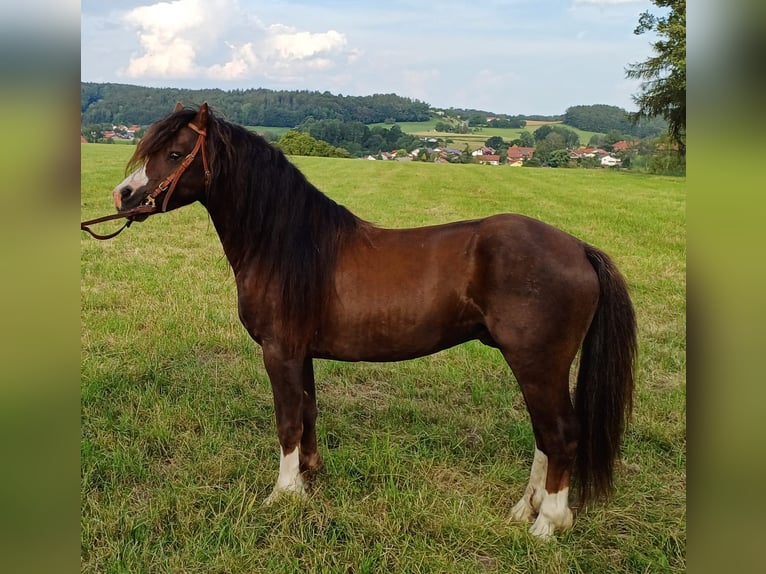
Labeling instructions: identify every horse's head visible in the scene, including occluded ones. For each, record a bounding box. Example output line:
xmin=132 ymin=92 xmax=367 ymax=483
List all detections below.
xmin=113 ymin=102 xmax=211 ymax=218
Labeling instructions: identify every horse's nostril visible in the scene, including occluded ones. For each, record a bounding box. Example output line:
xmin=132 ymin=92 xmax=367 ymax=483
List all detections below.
xmin=120 ymin=186 xmax=133 ymax=200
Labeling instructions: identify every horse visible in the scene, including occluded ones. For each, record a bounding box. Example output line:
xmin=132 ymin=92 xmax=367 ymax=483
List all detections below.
xmin=108 ymin=102 xmax=637 ymax=538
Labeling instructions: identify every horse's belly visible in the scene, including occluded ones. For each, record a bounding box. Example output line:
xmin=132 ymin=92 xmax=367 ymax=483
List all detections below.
xmin=314 ymin=222 xmax=485 ymax=361
xmin=312 ymin=300 xmax=485 ymax=362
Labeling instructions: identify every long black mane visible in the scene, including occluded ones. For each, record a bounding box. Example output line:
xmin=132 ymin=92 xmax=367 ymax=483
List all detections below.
xmin=131 ymin=106 xmax=367 ymax=345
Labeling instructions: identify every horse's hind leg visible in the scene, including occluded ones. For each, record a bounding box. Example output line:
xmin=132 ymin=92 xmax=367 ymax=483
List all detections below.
xmin=505 ymin=353 xmax=579 ymax=538
xmin=509 ymin=447 xmax=548 ymax=522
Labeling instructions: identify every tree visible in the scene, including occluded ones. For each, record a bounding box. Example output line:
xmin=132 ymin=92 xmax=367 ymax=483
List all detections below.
xmin=534 ymin=133 xmax=567 ymax=166
xmin=468 ymin=113 xmax=487 ymax=127
xmin=277 ymin=130 xmax=350 ymax=158
xmin=549 ymin=149 xmax=572 ymax=168
xmin=564 ymin=104 xmax=633 ymax=134
xmin=588 ymin=134 xmax=605 ymax=148
xmin=518 ymin=131 xmax=535 ymax=148
xmin=626 ymin=0 xmax=686 ymax=156
xmin=484 ymin=136 xmax=505 ymax=150
xmin=533 ymin=125 xmax=579 ymax=149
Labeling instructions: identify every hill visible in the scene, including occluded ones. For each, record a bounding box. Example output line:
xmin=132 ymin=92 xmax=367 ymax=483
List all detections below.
xmin=564 ymin=104 xmax=666 ymax=139
xmin=81 ymin=83 xmax=653 ymax=138
xmin=81 ymin=82 xmax=431 ymax=127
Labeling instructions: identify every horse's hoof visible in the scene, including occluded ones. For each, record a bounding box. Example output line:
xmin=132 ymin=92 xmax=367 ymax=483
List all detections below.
xmin=300 ymin=452 xmax=323 ymax=474
xmin=528 ymin=516 xmax=556 ymax=540
xmin=510 ymin=497 xmax=535 ymax=522
xmin=263 ymin=484 xmax=308 ymax=506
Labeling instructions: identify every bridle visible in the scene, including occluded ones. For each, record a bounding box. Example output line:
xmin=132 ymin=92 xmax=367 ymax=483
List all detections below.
xmin=80 ymin=122 xmax=211 ymax=240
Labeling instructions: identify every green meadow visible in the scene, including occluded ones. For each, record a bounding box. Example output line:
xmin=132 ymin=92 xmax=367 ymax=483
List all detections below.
xmin=246 ymin=118 xmax=600 ymax=151
xmin=81 ymin=144 xmax=685 ymax=572
xmin=368 ymin=119 xmax=602 ymax=150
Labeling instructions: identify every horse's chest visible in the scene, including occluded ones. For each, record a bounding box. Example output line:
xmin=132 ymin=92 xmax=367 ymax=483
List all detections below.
xmin=234 ymin=281 xmax=276 ymax=344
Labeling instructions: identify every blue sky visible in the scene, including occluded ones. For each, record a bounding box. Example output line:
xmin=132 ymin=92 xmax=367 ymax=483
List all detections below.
xmin=81 ymin=0 xmax=660 ymax=116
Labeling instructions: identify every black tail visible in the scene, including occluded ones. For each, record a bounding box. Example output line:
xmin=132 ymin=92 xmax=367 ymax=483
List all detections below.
xmin=575 ymin=245 xmax=637 ymax=505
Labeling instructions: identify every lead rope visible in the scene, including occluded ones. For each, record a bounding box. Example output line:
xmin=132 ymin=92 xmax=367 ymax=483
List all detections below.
xmin=80 ymin=205 xmax=158 ymax=240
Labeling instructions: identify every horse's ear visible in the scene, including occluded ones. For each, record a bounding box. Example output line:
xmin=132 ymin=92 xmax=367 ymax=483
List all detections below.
xmin=174 ymin=102 xmax=184 ymax=113
xmin=191 ymin=102 xmax=209 ymax=130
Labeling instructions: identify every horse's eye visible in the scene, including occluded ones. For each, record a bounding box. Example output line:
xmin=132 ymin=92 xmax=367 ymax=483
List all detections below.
xmin=168 ymin=152 xmax=183 ymax=161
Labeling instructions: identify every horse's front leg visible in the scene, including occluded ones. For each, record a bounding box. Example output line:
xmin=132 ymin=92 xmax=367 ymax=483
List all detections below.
xmin=299 ymin=358 xmax=322 ymax=475
xmin=262 ymin=347 xmax=312 ymax=504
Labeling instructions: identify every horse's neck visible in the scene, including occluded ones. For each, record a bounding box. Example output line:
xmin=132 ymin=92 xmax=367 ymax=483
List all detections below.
xmin=202 ymin=196 xmax=252 ymax=275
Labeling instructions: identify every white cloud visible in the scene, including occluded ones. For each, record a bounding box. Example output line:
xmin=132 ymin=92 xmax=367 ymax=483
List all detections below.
xmin=119 ymin=0 xmax=348 ymax=81
xmin=265 ymin=25 xmax=346 ymax=61
xmin=207 ymin=42 xmax=259 ymax=81
xmin=122 ymin=0 xmax=207 ymax=78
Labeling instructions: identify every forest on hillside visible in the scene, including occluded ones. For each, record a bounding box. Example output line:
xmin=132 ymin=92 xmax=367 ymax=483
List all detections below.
xmin=564 ymin=104 xmax=666 ymax=139
xmin=81 ymin=82 xmax=431 ymax=127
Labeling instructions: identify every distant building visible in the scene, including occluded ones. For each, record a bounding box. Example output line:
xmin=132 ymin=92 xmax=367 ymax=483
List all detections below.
xmin=570 ymin=148 xmax=609 ymax=159
xmin=472 ymin=146 xmax=495 ymax=157
xmin=612 ymin=140 xmax=631 ymax=152
xmin=476 ymin=154 xmax=501 ymax=166
xmin=506 ymin=146 xmax=535 ymax=162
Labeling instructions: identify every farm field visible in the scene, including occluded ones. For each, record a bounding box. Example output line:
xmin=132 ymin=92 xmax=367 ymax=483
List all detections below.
xmin=351 ymin=119 xmax=601 ymax=150
xmin=368 ymin=118 xmax=444 ymax=133
xmin=246 ymin=125 xmax=292 ymax=138
xmin=81 ymin=143 xmax=685 ymax=572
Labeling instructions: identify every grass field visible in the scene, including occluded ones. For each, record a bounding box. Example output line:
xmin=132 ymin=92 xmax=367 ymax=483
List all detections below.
xmin=368 ymin=119 xmax=601 ymax=150
xmin=81 ymin=144 xmax=686 ymax=572
xmin=252 ymin=118 xmax=602 ymax=152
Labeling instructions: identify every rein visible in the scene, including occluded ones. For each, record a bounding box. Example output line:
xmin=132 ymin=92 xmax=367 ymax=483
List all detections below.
xmin=80 ymin=122 xmax=211 ymax=240
xmin=80 ymin=206 xmax=156 ymax=240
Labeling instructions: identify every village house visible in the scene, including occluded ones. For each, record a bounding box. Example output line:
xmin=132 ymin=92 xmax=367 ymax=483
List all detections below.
xmin=506 ymin=146 xmax=535 ymax=167
xmin=471 ymin=146 xmax=495 ymax=157
xmin=570 ymin=147 xmax=609 ymax=160
xmin=612 ymin=140 xmax=631 ymax=152
xmin=600 ymin=155 xmax=622 ymax=167
xmin=476 ymin=154 xmax=501 ymax=166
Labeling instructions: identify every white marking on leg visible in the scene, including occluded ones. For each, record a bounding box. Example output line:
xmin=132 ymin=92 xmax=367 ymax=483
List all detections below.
xmin=510 ymin=448 xmax=548 ymax=522
xmin=529 ymin=487 xmax=573 ymax=539
xmin=264 ymin=446 xmax=306 ymax=505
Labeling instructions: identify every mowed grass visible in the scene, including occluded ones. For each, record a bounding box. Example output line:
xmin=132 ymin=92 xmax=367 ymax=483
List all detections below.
xmin=81 ymin=144 xmax=685 ymax=572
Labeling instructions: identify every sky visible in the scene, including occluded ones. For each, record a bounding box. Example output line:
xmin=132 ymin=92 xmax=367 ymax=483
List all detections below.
xmin=81 ymin=0 xmax=661 ymax=116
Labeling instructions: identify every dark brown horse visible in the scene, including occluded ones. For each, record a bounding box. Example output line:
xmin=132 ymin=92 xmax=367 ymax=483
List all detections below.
xmin=110 ymin=103 xmax=637 ymax=538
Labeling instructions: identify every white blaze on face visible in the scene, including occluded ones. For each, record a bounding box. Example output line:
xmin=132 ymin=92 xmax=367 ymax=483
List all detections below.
xmin=264 ymin=446 xmax=306 ymax=505
xmin=112 ymin=166 xmax=148 ymax=209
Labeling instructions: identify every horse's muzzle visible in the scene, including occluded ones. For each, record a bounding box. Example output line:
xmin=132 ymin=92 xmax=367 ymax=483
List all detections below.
xmin=113 ymin=166 xmax=150 ymax=212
